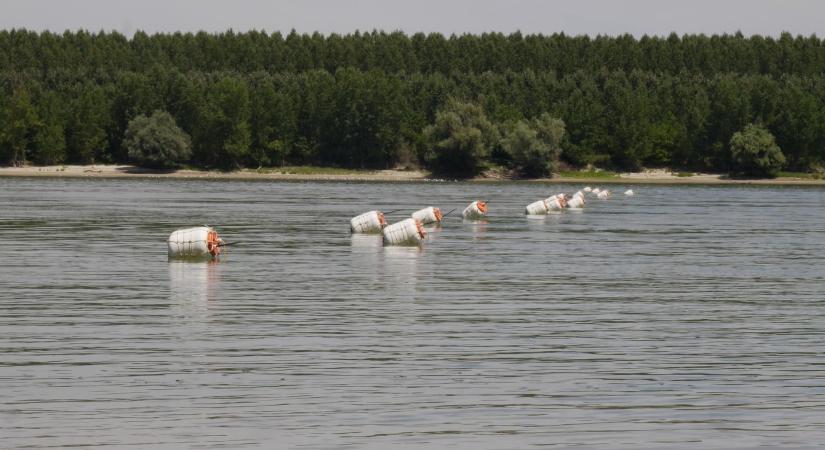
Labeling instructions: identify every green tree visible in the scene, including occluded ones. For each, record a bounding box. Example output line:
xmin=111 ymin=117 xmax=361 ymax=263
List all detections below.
xmin=31 ymin=91 xmax=67 ymax=165
xmin=502 ymin=113 xmax=565 ymax=177
xmin=123 ymin=110 xmax=192 ymax=168
xmin=195 ymin=77 xmax=252 ymax=168
xmin=729 ymin=124 xmax=785 ymax=177
xmin=0 ymin=88 xmax=39 ymax=166
xmin=66 ymin=85 xmax=110 ymax=164
xmin=423 ymin=98 xmax=499 ymax=176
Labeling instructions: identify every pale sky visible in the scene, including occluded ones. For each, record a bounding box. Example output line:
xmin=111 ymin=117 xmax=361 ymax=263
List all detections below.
xmin=0 ymin=0 xmax=823 ymax=37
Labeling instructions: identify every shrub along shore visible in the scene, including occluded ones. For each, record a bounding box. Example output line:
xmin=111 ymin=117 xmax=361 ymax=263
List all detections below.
xmin=2 ymin=164 xmax=824 ymax=186
xmin=1 ymin=30 xmax=825 ymax=178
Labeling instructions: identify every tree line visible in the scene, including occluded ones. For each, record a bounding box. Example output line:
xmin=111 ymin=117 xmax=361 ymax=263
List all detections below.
xmin=3 ymin=29 xmax=825 ymax=77
xmin=1 ymin=30 xmax=824 ymax=176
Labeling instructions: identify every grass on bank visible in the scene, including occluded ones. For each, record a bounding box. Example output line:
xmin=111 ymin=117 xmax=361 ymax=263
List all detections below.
xmin=556 ymin=169 xmax=620 ymax=179
xmin=778 ymin=171 xmax=825 ymax=180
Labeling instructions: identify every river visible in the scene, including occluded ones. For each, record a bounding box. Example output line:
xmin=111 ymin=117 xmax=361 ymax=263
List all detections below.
xmin=1 ymin=177 xmax=824 ymax=449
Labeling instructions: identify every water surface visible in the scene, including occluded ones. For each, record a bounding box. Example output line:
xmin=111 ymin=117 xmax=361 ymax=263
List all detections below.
xmin=1 ymin=178 xmax=824 ymax=449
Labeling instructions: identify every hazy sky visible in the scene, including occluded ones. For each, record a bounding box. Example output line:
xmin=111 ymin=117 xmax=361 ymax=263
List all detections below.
xmin=1 ymin=0 xmax=823 ymax=37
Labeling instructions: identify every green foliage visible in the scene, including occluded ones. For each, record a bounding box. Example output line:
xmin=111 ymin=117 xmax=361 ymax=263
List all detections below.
xmin=423 ymin=98 xmax=499 ymax=176
xmin=1 ymin=30 xmax=825 ymax=174
xmin=502 ymin=114 xmax=565 ymax=177
xmin=30 ymin=91 xmax=67 ymax=165
xmin=123 ymin=110 xmax=192 ymax=169
xmin=729 ymin=124 xmax=785 ymax=178
xmin=67 ymin=85 xmax=110 ymax=164
xmin=0 ymin=88 xmax=39 ymax=166
xmin=196 ymin=77 xmax=252 ymax=169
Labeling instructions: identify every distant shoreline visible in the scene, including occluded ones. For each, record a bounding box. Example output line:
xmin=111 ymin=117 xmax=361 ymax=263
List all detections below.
xmin=2 ymin=164 xmax=824 ymax=186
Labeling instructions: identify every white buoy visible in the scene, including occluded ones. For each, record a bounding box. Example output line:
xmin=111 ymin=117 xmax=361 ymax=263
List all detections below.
xmin=462 ymin=200 xmax=488 ymax=220
xmin=350 ymin=210 xmax=387 ymax=233
xmin=624 ymin=189 xmax=635 ymax=196
xmin=543 ymin=193 xmax=568 ymax=210
xmin=583 ymin=186 xmax=592 ymax=193
xmin=168 ymin=226 xmax=224 ymax=260
xmin=525 ymin=199 xmax=549 ymax=215
xmin=597 ymin=190 xmax=611 ymax=199
xmin=411 ymin=206 xmax=443 ymax=224
xmin=567 ymin=191 xmax=586 ymax=209
xmin=382 ymin=218 xmax=426 ymax=246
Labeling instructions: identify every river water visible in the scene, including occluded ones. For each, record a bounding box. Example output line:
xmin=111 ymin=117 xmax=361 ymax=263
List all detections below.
xmin=1 ymin=177 xmax=824 ymax=449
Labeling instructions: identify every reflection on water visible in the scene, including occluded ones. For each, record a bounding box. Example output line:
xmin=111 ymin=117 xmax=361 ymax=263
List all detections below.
xmin=423 ymin=223 xmax=443 ymax=233
xmin=2 ymin=178 xmax=825 ymax=449
xmin=350 ymin=233 xmax=383 ymax=249
xmin=381 ymin=245 xmax=422 ymax=284
xmin=168 ymin=261 xmax=221 ymax=321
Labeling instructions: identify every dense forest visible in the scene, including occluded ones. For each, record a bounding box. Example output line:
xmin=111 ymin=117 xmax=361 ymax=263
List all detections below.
xmin=1 ymin=29 xmax=824 ymax=176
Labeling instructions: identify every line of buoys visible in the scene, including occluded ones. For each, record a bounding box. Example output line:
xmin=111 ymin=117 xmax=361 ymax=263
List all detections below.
xmin=525 ymin=193 xmax=568 ymax=215
xmin=168 ymin=189 xmax=635 ymax=258
xmin=523 ymin=186 xmax=630 ymax=215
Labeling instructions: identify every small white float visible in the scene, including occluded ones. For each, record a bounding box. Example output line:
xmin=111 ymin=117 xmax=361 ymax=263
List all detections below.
xmin=583 ymin=186 xmax=592 ymax=193
xmin=411 ymin=206 xmax=443 ymax=224
xmin=382 ymin=218 xmax=426 ymax=246
xmin=462 ymin=200 xmax=488 ymax=220
xmin=624 ymin=189 xmax=635 ymax=196
xmin=168 ymin=226 xmax=224 ymax=260
xmin=525 ymin=199 xmax=548 ymax=215
xmin=597 ymin=189 xmax=611 ymax=199
xmin=544 ymin=193 xmax=568 ymax=210
xmin=350 ymin=210 xmax=387 ymax=234
xmin=567 ymin=191 xmax=586 ymax=209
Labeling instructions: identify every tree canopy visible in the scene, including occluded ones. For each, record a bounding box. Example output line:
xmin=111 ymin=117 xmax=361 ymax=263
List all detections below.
xmin=729 ymin=124 xmax=785 ymax=178
xmin=1 ymin=29 xmax=824 ymax=176
xmin=123 ymin=110 xmax=192 ymax=169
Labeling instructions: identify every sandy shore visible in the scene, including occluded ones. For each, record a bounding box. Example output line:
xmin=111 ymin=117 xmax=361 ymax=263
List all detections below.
xmin=1 ymin=164 xmax=824 ymax=185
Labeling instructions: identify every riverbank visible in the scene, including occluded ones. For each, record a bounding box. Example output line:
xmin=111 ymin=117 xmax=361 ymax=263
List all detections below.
xmin=2 ymin=164 xmax=824 ymax=185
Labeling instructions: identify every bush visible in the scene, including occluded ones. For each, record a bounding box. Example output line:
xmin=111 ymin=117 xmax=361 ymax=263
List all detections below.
xmin=729 ymin=124 xmax=785 ymax=178
xmin=423 ymin=98 xmax=499 ymax=177
xmin=123 ymin=111 xmax=192 ymax=169
xmin=503 ymin=113 xmax=565 ymax=177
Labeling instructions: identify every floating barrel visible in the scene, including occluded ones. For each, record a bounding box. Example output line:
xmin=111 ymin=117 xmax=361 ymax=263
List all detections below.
xmin=525 ymin=199 xmax=548 ymax=215
xmin=412 ymin=206 xmax=443 ymax=224
xmin=462 ymin=200 xmax=488 ymax=220
xmin=567 ymin=191 xmax=586 ymax=209
xmin=168 ymin=226 xmax=223 ymax=260
xmin=382 ymin=218 xmax=426 ymax=246
xmin=544 ymin=193 xmax=567 ymax=210
xmin=350 ymin=210 xmax=387 ymax=233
